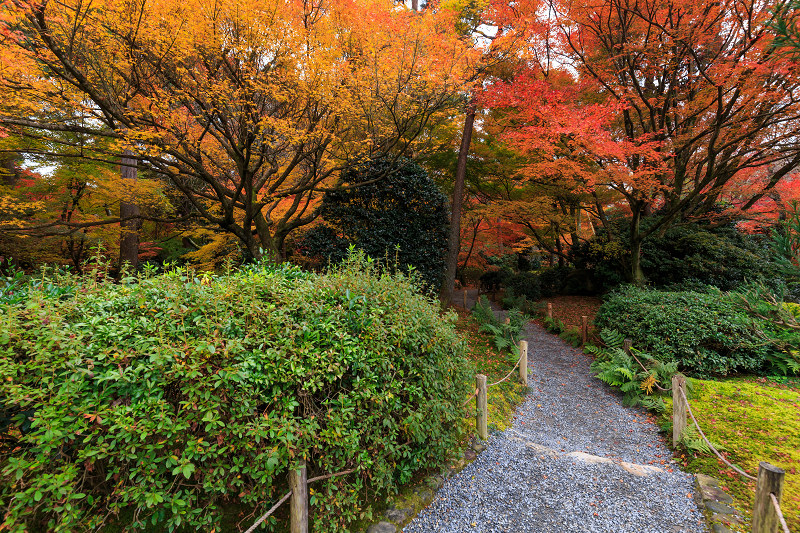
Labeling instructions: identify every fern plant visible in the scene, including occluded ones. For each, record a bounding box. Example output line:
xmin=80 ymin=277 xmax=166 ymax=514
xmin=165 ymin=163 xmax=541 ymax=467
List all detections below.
xmin=588 ymin=328 xmax=677 ymax=407
xmin=471 ymin=295 xmax=526 ymax=358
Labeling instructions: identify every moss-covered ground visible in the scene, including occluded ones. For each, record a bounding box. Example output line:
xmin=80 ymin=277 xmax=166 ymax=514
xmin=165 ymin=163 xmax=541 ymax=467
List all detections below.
xmin=666 ymin=376 xmax=800 ymax=532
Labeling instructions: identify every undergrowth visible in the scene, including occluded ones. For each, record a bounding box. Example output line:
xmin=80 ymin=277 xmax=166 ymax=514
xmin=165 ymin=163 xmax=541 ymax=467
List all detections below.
xmin=467 ymin=297 xmax=528 ymax=433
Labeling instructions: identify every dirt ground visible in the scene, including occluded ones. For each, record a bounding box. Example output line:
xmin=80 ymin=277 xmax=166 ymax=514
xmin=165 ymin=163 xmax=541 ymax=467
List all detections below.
xmin=535 ymin=295 xmax=603 ymax=328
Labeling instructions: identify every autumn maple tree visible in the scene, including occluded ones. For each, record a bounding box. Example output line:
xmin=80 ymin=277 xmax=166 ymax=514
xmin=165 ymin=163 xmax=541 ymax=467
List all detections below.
xmin=0 ymin=0 xmax=475 ymax=261
xmin=487 ymin=0 xmax=800 ymax=283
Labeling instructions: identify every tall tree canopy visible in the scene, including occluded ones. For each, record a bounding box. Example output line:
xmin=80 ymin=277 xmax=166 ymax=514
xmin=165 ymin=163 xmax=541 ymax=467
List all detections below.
xmin=485 ymin=0 xmax=800 ymax=282
xmin=0 ymin=0 xmax=475 ymax=260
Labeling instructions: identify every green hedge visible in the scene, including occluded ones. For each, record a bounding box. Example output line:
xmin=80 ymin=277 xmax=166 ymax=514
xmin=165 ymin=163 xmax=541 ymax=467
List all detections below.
xmin=595 ymin=286 xmax=774 ymax=376
xmin=0 ymin=253 xmax=469 ymax=532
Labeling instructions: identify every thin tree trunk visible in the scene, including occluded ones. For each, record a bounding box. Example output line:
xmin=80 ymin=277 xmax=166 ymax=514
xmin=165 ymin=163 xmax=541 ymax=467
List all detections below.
xmin=629 ymin=205 xmax=645 ymax=285
xmin=119 ymin=149 xmax=140 ymax=270
xmin=440 ymin=103 xmax=476 ymax=307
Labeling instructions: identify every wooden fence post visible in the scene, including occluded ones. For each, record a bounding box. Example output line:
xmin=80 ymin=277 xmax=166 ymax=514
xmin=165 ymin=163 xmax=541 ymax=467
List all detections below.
xmin=581 ymin=316 xmax=588 ymax=345
xmin=752 ymin=462 xmax=786 ymax=533
xmin=519 ymin=340 xmax=528 ymax=387
xmin=476 ymin=374 xmax=488 ymax=440
xmin=289 ymin=462 xmax=308 ymax=533
xmin=623 ymin=339 xmax=632 ymax=355
xmin=672 ymin=375 xmax=687 ymax=447
xmin=463 ymin=290 xmax=468 ymax=309
xmin=546 ymin=302 xmax=553 ymax=320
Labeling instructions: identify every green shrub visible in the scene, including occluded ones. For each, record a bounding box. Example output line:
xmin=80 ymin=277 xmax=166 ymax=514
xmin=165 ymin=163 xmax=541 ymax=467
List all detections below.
xmin=504 ymin=272 xmax=541 ymax=301
xmin=538 ymin=266 xmax=574 ymax=297
xmin=296 ymin=156 xmax=449 ymax=290
xmin=595 ymin=286 xmax=775 ymax=376
xmin=0 ymin=252 xmax=470 ymax=532
xmin=459 ymin=266 xmax=483 ymax=286
xmin=570 ymin=217 xmax=777 ymax=291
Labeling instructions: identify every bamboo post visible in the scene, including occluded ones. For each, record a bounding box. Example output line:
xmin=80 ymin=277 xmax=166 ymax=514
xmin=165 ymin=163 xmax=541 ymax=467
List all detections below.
xmin=546 ymin=302 xmax=553 ymax=320
xmin=581 ymin=316 xmax=588 ymax=345
xmin=519 ymin=340 xmax=528 ymax=387
xmin=623 ymin=338 xmax=632 ymax=355
xmin=672 ymin=375 xmax=687 ymax=447
xmin=476 ymin=374 xmax=488 ymax=440
xmin=752 ymin=462 xmax=786 ymax=533
xmin=289 ymin=462 xmax=308 ymax=533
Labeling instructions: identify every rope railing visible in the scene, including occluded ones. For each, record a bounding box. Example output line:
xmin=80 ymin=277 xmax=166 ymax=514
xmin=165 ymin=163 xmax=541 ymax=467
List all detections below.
xmin=488 ymin=352 xmax=522 ymax=388
xmin=244 ymin=465 xmax=355 ymax=533
xmin=672 ymin=378 xmax=792 ymax=533
xmin=463 ymin=340 xmax=529 ymax=441
xmin=243 ymin=491 xmax=292 ymax=533
xmin=676 ymin=386 xmax=757 ymax=481
xmin=771 ymin=493 xmax=791 ymax=533
xmin=461 ymin=388 xmax=479 ymax=407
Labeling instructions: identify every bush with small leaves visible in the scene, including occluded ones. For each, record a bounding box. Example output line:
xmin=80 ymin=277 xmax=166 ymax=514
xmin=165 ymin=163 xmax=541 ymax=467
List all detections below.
xmin=0 ymin=251 xmax=470 ymax=532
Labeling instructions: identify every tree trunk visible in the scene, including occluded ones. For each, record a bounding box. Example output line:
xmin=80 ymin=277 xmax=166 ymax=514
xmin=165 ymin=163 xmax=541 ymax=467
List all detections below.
xmin=119 ymin=149 xmax=140 ymax=270
xmin=440 ymin=103 xmax=476 ymax=307
xmin=629 ymin=206 xmax=645 ymax=285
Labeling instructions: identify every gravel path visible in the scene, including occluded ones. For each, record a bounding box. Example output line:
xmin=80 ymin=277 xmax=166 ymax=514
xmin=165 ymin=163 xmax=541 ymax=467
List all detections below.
xmin=404 ymin=318 xmax=708 ymax=533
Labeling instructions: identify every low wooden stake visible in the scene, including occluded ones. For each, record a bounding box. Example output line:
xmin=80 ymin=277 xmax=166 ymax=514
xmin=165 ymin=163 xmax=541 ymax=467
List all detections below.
xmin=289 ymin=462 xmax=308 ymax=533
xmin=581 ymin=315 xmax=588 ymax=345
xmin=546 ymin=302 xmax=553 ymax=320
xmin=752 ymin=462 xmax=785 ymax=533
xmin=463 ymin=290 xmax=468 ymax=309
xmin=623 ymin=338 xmax=632 ymax=355
xmin=672 ymin=375 xmax=687 ymax=447
xmin=519 ymin=340 xmax=528 ymax=387
xmin=476 ymin=374 xmax=488 ymax=440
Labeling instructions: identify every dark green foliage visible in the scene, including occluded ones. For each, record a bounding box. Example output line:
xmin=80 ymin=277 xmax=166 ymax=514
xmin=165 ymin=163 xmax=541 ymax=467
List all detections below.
xmin=504 ymin=272 xmax=541 ymax=301
xmin=571 ymin=217 xmax=777 ymax=291
xmin=587 ymin=329 xmax=676 ymax=408
xmin=0 ymin=252 xmax=470 ymax=532
xmin=538 ymin=266 xmax=574 ymax=297
xmin=723 ymin=284 xmax=800 ymax=375
xmin=641 ymin=224 xmax=775 ymax=291
xmin=595 ymin=286 xmax=776 ymax=376
xmin=459 ymin=266 xmax=483 ymax=286
xmin=297 ymin=157 xmax=449 ymax=290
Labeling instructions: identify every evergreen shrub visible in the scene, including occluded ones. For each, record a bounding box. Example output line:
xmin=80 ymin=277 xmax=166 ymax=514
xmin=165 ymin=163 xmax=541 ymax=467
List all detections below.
xmin=0 ymin=253 xmax=469 ymax=532
xmin=595 ymin=286 xmax=774 ymax=375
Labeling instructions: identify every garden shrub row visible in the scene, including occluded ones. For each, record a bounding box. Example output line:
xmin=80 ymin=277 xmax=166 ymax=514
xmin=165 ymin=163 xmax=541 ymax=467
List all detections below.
xmin=595 ymin=285 xmax=799 ymax=376
xmin=0 ymin=253 xmax=470 ymax=532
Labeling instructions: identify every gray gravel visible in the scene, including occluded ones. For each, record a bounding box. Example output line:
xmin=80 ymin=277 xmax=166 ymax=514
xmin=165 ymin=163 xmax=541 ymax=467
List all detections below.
xmin=404 ymin=317 xmax=707 ymax=533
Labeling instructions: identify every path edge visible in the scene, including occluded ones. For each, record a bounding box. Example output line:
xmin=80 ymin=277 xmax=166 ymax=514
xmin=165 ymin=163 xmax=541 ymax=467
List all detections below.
xmin=694 ymin=473 xmax=745 ymax=533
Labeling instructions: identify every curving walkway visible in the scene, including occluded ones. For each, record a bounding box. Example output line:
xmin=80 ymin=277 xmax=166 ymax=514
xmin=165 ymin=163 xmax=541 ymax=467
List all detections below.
xmin=404 ymin=317 xmax=708 ymax=533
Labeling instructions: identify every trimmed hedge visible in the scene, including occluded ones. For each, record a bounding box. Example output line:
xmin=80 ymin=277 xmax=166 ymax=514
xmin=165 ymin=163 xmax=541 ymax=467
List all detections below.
xmin=0 ymin=253 xmax=470 ymax=532
xmin=595 ymin=286 xmax=773 ymax=376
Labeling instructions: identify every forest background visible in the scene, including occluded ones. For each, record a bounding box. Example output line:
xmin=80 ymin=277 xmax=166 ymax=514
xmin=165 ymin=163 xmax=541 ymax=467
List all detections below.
xmin=2 ymin=0 xmax=800 ymax=302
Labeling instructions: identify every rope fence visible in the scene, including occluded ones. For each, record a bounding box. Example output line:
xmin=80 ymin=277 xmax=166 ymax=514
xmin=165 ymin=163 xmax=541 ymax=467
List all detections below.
xmin=244 ymin=324 xmax=532 ymax=532
xmin=463 ymin=340 xmax=528 ymax=441
xmin=671 ymin=374 xmax=792 ymax=533
xmin=771 ymin=493 xmax=791 ymax=533
xmin=244 ymin=465 xmax=355 ymax=533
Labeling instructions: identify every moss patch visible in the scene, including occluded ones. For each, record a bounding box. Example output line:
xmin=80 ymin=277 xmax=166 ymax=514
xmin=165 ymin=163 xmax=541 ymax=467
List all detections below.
xmin=669 ymin=377 xmax=800 ymax=532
